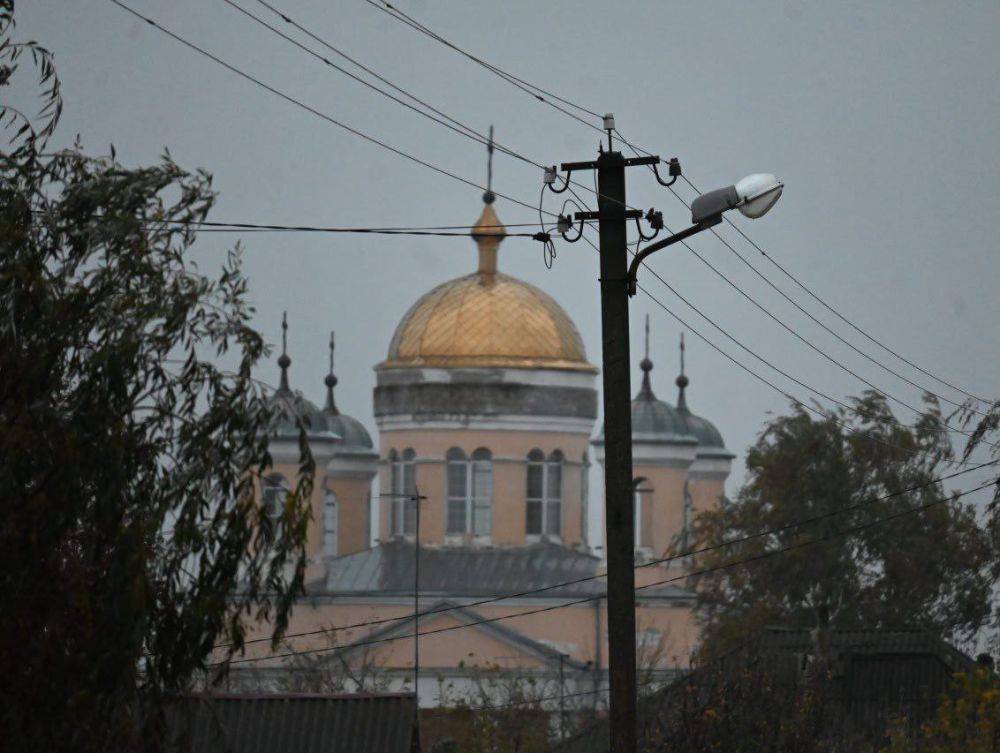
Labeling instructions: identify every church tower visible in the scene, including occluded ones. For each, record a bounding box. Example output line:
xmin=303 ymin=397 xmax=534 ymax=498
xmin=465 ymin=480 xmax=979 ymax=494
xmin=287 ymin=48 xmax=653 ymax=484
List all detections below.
xmin=259 ymin=314 xmax=376 ymax=584
xmin=592 ymin=319 xmax=732 ymax=562
xmin=372 ymin=190 xmax=599 ymax=549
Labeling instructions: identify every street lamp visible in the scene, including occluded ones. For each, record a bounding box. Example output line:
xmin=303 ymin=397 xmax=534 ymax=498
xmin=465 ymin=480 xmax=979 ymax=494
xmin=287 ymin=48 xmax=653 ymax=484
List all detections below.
xmin=626 ymin=173 xmax=783 ymax=295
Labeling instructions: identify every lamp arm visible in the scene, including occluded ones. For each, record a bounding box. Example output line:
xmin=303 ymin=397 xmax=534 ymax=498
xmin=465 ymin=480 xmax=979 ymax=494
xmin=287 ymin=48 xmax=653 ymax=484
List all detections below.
xmin=626 ymin=216 xmax=721 ymax=296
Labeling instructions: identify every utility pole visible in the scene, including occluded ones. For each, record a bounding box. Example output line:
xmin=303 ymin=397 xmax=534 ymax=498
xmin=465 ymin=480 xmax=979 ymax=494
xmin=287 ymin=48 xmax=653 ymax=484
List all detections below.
xmin=550 ymin=117 xmax=662 ymax=753
xmin=558 ymin=652 xmax=567 ymax=743
xmin=548 ymin=121 xmax=783 ymax=753
xmin=379 ymin=489 xmax=428 ymax=702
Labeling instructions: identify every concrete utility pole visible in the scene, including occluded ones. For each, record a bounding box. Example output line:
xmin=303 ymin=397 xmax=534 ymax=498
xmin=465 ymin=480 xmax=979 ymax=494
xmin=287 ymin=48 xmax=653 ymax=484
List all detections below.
xmin=549 ymin=117 xmax=780 ymax=753
xmin=552 ymin=126 xmax=661 ymax=753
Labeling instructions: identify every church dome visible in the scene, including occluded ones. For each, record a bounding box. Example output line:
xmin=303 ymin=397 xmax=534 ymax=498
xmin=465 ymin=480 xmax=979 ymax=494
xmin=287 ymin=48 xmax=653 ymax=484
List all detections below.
xmin=269 ymin=389 xmax=334 ymax=438
xmin=379 ymin=204 xmax=596 ymax=374
xmin=267 ymin=315 xmax=338 ymax=439
xmin=607 ymin=354 xmax=697 ymax=444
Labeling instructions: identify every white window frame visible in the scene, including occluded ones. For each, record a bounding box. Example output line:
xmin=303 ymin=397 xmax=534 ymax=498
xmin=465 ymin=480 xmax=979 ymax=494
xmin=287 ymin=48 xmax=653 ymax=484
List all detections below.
xmin=526 ymin=450 xmax=563 ymax=540
xmin=389 ymin=449 xmax=417 ymax=537
xmin=634 ymin=478 xmax=652 ymax=556
xmin=446 ymin=448 xmax=492 ymax=540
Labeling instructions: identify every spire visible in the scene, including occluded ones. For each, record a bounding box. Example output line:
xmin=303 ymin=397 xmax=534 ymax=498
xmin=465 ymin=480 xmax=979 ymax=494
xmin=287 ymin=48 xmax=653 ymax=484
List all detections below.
xmin=472 ymin=127 xmax=506 ymax=276
xmin=483 ymin=125 xmax=495 ymax=205
xmin=638 ymin=314 xmax=655 ymax=399
xmin=324 ymin=330 xmax=339 ymax=415
xmin=675 ymin=332 xmax=689 ymax=412
xmin=278 ymin=311 xmax=291 ymax=393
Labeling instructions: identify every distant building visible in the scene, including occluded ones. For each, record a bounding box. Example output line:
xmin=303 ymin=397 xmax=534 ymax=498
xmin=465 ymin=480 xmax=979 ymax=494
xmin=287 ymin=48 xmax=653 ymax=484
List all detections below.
xmin=234 ymin=193 xmax=733 ymax=707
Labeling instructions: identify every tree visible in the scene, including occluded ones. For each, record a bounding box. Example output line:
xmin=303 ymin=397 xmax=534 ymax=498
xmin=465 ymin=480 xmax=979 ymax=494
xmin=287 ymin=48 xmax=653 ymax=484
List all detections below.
xmin=685 ymin=392 xmax=993 ymax=657
xmin=0 ymin=6 xmax=313 ymax=749
xmin=879 ymin=663 xmax=1000 ymax=753
xmin=957 ymin=398 xmax=1000 ymax=654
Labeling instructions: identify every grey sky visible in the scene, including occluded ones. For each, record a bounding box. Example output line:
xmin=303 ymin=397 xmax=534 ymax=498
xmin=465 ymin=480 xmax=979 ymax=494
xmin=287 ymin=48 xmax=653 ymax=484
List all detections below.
xmin=20 ymin=0 xmax=1000 ymax=512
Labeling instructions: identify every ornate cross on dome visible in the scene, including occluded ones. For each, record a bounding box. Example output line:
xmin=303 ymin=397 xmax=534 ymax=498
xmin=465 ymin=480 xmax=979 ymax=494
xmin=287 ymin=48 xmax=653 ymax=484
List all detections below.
xmin=483 ymin=125 xmax=495 ymax=205
xmin=472 ymin=125 xmax=506 ymax=276
xmin=278 ymin=310 xmax=292 ymax=393
xmin=639 ymin=314 xmax=655 ymax=398
xmin=324 ymin=330 xmax=339 ymax=415
xmin=676 ymin=332 xmax=690 ymax=411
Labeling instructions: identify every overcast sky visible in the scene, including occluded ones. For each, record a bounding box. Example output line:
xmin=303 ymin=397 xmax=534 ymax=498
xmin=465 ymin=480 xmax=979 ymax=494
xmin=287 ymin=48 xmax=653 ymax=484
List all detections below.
xmin=20 ymin=1 xmax=1000 ymax=516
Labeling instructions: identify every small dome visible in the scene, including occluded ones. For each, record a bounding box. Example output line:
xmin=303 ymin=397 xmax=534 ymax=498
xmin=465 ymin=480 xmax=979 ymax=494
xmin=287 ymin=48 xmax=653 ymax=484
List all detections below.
xmin=631 ymin=393 xmax=692 ymax=440
xmin=380 ymin=203 xmax=596 ymax=374
xmin=628 ymin=356 xmax=697 ymax=443
xmin=326 ymin=412 xmax=374 ymax=452
xmin=268 ymin=389 xmax=336 ymax=439
xmin=678 ymin=407 xmax=725 ymax=449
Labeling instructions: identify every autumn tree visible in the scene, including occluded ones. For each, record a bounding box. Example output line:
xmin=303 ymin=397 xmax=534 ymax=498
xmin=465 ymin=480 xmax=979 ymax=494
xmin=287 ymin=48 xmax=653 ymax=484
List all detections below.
xmin=685 ymin=392 xmax=993 ymax=657
xmin=0 ymin=5 xmax=312 ymax=749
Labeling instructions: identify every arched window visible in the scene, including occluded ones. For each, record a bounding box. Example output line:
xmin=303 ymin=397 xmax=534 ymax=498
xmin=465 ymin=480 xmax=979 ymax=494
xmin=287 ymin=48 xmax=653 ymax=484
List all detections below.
xmin=526 ymin=449 xmax=563 ymax=538
xmin=581 ymin=451 xmax=590 ymax=547
xmin=390 ymin=448 xmax=417 ymax=536
xmin=323 ymin=490 xmax=339 ymax=557
xmin=447 ymin=447 xmax=492 ymax=537
xmin=261 ymin=474 xmax=288 ymax=520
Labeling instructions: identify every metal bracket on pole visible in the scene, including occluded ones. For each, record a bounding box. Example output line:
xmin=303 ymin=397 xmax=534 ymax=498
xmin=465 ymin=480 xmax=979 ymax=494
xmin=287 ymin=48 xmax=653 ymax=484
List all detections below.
xmin=626 ymin=216 xmax=722 ymax=296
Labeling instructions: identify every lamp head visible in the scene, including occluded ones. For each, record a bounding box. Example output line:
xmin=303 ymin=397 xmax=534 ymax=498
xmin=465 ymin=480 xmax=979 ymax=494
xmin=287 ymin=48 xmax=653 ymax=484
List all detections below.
xmin=689 ymin=173 xmax=784 ymax=224
xmin=734 ymin=173 xmax=783 ymax=218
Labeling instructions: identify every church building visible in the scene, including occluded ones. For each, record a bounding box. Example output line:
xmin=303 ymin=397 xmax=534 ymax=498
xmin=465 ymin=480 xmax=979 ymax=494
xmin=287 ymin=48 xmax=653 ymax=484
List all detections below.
xmin=235 ymin=191 xmax=733 ymax=706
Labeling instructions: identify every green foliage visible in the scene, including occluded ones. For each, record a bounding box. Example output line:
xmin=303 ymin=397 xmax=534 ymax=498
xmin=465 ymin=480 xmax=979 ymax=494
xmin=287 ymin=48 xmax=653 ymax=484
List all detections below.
xmin=879 ymin=668 xmax=1000 ymax=753
xmin=957 ymin=398 xmax=1000 ymax=653
xmin=686 ymin=393 xmax=993 ymax=657
xmin=0 ymin=9 xmax=313 ymax=750
xmin=640 ymin=663 xmax=828 ymax=753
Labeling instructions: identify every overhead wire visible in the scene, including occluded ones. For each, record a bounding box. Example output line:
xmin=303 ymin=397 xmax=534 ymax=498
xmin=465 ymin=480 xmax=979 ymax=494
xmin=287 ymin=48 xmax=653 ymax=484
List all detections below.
xmin=361 ymin=0 xmax=607 ymax=136
xmin=679 ymin=173 xmax=993 ymax=407
xmin=106 ymin=0 xmax=559 ymax=220
xmin=236 ymin=0 xmax=642 ymax=217
xmin=357 ymin=0 xmax=992 ymax=409
xmin=662 ymin=180 xmax=990 ymax=418
xmin=217 ymin=477 xmax=996 ymax=667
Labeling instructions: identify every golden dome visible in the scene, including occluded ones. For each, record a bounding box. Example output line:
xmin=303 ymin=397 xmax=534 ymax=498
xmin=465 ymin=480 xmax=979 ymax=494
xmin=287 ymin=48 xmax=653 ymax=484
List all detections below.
xmin=380 ymin=203 xmax=596 ymax=373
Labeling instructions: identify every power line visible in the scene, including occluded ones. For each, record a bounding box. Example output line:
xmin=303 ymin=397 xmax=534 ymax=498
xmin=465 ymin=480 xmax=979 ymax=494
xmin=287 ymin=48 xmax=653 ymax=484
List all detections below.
xmin=358 ymin=0 xmax=993 ymax=409
xmin=646 ymin=218 xmax=989 ymax=444
xmin=680 ymin=174 xmax=993 ymax=407
xmin=223 ymin=0 xmax=534 ymax=169
xmin=219 ymin=452 xmax=998 ymax=653
xmin=234 ymin=0 xmax=642 ymax=217
xmin=157 ymin=218 xmax=549 ymax=237
xmin=361 ymin=0 xmax=606 ymax=134
xmin=217 ymin=478 xmax=995 ymax=667
xmin=576 ymin=226 xmax=993 ymax=463
xmin=106 ymin=0 xmax=558 ymax=220
xmin=663 ymin=181 xmax=990 ymax=418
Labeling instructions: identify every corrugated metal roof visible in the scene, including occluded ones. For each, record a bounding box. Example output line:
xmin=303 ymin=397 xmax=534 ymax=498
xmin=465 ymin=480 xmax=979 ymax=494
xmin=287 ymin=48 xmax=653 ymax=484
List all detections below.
xmin=319 ymin=540 xmax=688 ymax=600
xmin=167 ymin=693 xmax=418 ymax=753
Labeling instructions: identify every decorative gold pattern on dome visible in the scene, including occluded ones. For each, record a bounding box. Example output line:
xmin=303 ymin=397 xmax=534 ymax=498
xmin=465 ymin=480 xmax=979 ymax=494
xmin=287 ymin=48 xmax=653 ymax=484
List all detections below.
xmin=380 ymin=204 xmax=596 ymax=373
